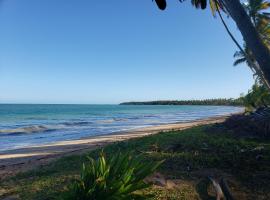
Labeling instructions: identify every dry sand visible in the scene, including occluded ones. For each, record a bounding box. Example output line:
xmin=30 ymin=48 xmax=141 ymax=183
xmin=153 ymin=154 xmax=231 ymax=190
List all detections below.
xmin=0 ymin=115 xmax=228 ymax=179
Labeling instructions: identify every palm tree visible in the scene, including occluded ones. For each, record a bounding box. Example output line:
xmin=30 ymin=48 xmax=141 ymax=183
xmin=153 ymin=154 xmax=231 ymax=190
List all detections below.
xmin=153 ymin=0 xmax=270 ymax=92
xmin=245 ymin=0 xmax=270 ymax=29
xmin=234 ymin=0 xmax=270 ymax=55
xmin=233 ymin=0 xmax=270 ymax=88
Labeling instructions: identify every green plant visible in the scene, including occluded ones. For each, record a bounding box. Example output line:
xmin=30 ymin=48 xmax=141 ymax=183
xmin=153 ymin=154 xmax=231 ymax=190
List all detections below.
xmin=62 ymin=151 xmax=163 ymax=200
xmin=243 ymin=83 xmax=270 ymax=111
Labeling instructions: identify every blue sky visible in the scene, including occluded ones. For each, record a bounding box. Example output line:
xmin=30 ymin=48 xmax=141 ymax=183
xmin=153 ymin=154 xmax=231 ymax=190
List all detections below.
xmin=0 ymin=0 xmax=254 ymax=104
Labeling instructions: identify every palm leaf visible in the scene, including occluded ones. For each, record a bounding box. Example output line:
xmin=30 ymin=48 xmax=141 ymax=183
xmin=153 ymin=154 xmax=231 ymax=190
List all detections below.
xmin=233 ymin=57 xmax=247 ymax=66
xmin=191 ymin=0 xmax=207 ymax=9
xmin=153 ymin=0 xmax=166 ymax=10
xmin=259 ymin=1 xmax=270 ymax=10
xmin=233 ymin=50 xmax=245 ymax=58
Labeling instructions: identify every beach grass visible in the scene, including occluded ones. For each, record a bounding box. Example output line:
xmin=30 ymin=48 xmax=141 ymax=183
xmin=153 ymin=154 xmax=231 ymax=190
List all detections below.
xmin=1 ymin=124 xmax=270 ymax=200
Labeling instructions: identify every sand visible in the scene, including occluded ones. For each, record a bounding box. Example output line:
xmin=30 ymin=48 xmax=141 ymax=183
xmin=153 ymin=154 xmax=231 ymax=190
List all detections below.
xmin=0 ymin=115 xmax=228 ymax=179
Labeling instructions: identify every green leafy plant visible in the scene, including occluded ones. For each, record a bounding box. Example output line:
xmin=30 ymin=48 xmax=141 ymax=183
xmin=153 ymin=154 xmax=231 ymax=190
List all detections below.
xmin=62 ymin=151 xmax=163 ymax=200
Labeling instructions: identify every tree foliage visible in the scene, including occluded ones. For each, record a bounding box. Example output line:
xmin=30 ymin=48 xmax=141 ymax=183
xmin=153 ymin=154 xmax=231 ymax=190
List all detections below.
xmin=241 ymin=83 xmax=270 ymax=110
xmin=120 ymin=98 xmax=244 ymax=106
xmin=233 ymin=0 xmax=270 ymax=87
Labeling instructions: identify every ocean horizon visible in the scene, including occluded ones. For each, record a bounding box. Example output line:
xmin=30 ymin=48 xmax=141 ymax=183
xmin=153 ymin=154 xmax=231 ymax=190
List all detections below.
xmin=0 ymin=104 xmax=243 ymax=152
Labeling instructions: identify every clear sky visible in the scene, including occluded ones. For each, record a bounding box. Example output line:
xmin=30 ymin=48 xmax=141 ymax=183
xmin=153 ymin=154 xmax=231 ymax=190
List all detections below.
xmin=0 ymin=0 xmax=254 ymax=104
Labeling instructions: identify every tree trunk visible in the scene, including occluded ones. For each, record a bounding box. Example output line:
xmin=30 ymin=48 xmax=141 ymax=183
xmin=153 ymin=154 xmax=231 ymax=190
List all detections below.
xmin=221 ymin=0 xmax=270 ymax=90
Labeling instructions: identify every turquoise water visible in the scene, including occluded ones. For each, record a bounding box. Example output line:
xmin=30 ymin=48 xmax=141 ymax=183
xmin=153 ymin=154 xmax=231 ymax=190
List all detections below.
xmin=0 ymin=104 xmax=243 ymax=152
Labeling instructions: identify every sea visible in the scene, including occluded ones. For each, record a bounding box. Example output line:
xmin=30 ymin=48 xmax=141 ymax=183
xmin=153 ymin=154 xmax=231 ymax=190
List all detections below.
xmin=0 ymin=104 xmax=243 ymax=152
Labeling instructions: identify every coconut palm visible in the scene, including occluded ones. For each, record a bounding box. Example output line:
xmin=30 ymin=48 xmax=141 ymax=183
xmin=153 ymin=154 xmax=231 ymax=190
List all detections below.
xmin=245 ymin=0 xmax=270 ymax=26
xmin=153 ymin=0 xmax=270 ymax=92
xmin=236 ymin=0 xmax=270 ymax=51
xmin=233 ymin=0 xmax=270 ymax=88
xmin=233 ymin=45 xmax=261 ymax=82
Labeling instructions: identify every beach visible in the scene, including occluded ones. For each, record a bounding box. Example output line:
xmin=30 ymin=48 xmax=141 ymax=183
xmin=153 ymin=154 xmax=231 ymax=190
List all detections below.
xmin=2 ymin=1 xmax=270 ymax=198
xmin=2 ymin=112 xmax=270 ymax=200
xmin=0 ymin=115 xmax=228 ymax=180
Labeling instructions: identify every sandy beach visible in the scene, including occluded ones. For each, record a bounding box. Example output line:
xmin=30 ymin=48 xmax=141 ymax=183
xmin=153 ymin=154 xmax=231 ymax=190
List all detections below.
xmin=0 ymin=115 xmax=228 ymax=179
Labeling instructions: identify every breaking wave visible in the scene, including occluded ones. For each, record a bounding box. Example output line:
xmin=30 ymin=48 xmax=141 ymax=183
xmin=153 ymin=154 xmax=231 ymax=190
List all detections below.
xmin=0 ymin=121 xmax=94 ymax=136
xmin=0 ymin=125 xmax=58 ymax=136
xmin=62 ymin=121 xmax=93 ymax=126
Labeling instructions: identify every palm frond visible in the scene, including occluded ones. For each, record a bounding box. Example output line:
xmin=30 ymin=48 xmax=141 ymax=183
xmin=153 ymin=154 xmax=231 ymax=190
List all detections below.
xmin=153 ymin=0 xmax=166 ymax=10
xmin=209 ymin=0 xmax=227 ymax=17
xmin=233 ymin=57 xmax=247 ymax=66
xmin=258 ymin=1 xmax=270 ymax=10
xmin=233 ymin=50 xmax=245 ymax=58
xmin=191 ymin=0 xmax=207 ymax=9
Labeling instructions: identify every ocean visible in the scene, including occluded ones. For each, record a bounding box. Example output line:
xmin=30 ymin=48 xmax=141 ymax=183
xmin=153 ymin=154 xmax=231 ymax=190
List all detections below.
xmin=0 ymin=104 xmax=243 ymax=152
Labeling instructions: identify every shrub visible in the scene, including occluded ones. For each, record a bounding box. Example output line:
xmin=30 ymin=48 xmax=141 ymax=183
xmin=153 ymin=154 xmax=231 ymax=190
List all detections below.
xmin=61 ymin=151 xmax=162 ymax=200
xmin=243 ymin=84 xmax=270 ymax=111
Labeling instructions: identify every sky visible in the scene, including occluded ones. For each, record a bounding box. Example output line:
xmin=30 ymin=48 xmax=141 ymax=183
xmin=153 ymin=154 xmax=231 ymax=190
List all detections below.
xmin=0 ymin=0 xmax=254 ymax=104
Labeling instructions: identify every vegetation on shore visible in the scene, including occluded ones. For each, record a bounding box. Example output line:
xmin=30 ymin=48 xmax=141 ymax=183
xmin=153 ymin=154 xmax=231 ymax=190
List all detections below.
xmin=120 ymin=98 xmax=244 ymax=106
xmin=240 ymin=84 xmax=270 ymax=111
xmin=1 ymin=124 xmax=270 ymax=200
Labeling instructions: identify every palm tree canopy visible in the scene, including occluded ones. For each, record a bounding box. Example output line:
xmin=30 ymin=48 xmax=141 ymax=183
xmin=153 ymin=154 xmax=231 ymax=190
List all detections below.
xmin=191 ymin=0 xmax=207 ymax=9
xmin=232 ymin=0 xmax=270 ymax=88
xmin=152 ymin=0 xmax=270 ymax=90
xmin=244 ymin=0 xmax=270 ymax=25
xmin=243 ymin=0 xmax=270 ymax=47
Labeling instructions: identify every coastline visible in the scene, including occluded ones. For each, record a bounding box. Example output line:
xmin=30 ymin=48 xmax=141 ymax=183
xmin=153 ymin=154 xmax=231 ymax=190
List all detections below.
xmin=0 ymin=114 xmax=233 ymax=179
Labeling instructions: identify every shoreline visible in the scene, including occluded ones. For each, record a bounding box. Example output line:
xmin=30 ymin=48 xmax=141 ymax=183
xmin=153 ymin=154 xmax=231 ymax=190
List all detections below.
xmin=0 ymin=114 xmax=233 ymax=179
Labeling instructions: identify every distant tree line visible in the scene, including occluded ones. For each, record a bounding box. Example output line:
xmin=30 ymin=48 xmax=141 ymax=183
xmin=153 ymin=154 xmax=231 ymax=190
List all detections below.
xmin=120 ymin=98 xmax=244 ymax=106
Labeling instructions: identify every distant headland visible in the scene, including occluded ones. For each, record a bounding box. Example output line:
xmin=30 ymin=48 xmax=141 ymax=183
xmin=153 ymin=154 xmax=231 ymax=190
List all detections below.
xmin=120 ymin=99 xmax=243 ymax=106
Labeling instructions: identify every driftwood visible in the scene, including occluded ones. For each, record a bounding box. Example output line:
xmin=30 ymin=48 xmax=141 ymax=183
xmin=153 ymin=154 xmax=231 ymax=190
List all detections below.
xmin=208 ymin=177 xmax=235 ymax=200
xmin=220 ymin=178 xmax=235 ymax=200
xmin=208 ymin=177 xmax=224 ymax=200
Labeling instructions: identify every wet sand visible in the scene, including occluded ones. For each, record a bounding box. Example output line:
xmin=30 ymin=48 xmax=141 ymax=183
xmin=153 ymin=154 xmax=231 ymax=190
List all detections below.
xmin=0 ymin=115 xmax=229 ymax=179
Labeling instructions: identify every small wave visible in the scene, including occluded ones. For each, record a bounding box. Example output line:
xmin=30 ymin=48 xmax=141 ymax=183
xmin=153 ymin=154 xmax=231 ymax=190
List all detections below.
xmin=127 ymin=116 xmax=140 ymax=120
xmin=143 ymin=115 xmax=156 ymax=118
xmin=97 ymin=118 xmax=129 ymax=124
xmin=62 ymin=121 xmax=93 ymax=126
xmin=0 ymin=121 xmax=95 ymax=136
xmin=97 ymin=119 xmax=115 ymax=124
xmin=0 ymin=125 xmax=59 ymax=136
xmin=113 ymin=118 xmax=128 ymax=122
